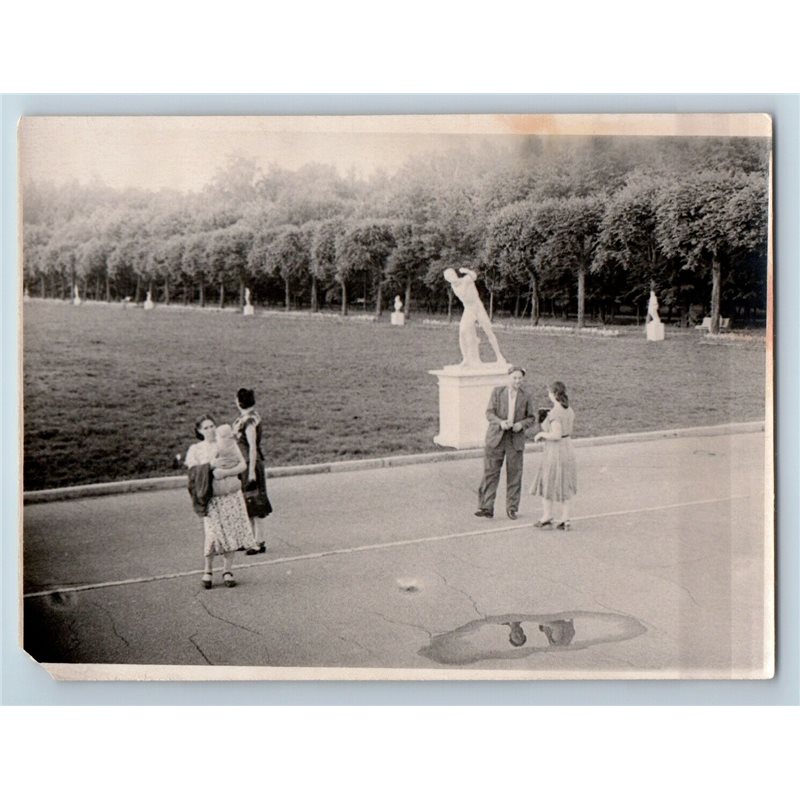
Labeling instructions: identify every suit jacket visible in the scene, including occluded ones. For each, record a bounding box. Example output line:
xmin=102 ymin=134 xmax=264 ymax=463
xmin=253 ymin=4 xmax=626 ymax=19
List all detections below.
xmin=485 ymin=385 xmax=537 ymax=451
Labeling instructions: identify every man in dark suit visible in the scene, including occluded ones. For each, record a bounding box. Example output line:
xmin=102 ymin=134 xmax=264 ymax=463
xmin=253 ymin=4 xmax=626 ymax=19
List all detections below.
xmin=475 ymin=365 xmax=537 ymax=520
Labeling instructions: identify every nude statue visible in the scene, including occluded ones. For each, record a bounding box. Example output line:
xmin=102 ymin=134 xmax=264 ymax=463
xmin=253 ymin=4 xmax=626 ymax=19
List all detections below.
xmin=647 ymin=290 xmax=661 ymax=324
xmin=443 ymin=267 xmax=505 ymax=367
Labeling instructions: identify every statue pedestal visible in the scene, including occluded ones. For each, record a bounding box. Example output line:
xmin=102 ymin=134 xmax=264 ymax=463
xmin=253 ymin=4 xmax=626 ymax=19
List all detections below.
xmin=243 ymin=304 xmax=255 ymax=316
xmin=143 ymin=300 xmax=155 ymax=310
xmin=429 ymin=362 xmax=509 ymax=449
xmin=391 ymin=311 xmax=405 ymax=326
xmin=72 ymin=298 xmax=82 ymax=306
xmin=646 ymin=321 xmax=665 ymax=341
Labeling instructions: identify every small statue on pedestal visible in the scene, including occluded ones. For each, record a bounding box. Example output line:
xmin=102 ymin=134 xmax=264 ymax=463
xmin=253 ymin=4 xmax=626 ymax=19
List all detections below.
xmin=391 ymin=294 xmax=405 ymax=326
xmin=243 ymin=287 xmax=254 ymax=316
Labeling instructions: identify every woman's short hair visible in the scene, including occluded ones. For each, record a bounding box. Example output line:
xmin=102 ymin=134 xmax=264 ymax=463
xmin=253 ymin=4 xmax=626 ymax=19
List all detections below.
xmin=194 ymin=414 xmax=216 ymax=440
xmin=237 ymin=388 xmax=256 ymax=409
xmin=550 ymin=381 xmax=569 ymax=409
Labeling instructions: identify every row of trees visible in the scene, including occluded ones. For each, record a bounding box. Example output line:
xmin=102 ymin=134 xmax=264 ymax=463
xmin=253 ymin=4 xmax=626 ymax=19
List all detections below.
xmin=23 ymin=136 xmax=770 ymax=333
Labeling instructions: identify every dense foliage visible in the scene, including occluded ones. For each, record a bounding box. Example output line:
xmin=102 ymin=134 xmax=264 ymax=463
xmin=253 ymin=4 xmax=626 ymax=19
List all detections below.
xmin=23 ymin=136 xmax=770 ymax=331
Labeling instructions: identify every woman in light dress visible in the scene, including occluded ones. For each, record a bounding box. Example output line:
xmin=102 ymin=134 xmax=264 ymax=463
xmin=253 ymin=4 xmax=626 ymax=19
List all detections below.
xmin=530 ymin=381 xmax=577 ymax=530
xmin=185 ymin=414 xmax=257 ymax=589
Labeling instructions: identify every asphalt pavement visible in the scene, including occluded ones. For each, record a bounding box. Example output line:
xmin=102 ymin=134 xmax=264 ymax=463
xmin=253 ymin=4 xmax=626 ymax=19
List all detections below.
xmin=22 ymin=428 xmax=771 ymax=679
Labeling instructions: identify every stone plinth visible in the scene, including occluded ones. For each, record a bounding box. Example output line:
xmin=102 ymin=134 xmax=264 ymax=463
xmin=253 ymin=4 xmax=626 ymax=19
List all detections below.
xmin=391 ymin=311 xmax=405 ymax=326
xmin=243 ymin=304 xmax=255 ymax=316
xmin=143 ymin=300 xmax=155 ymax=310
xmin=429 ymin=362 xmax=509 ymax=449
xmin=646 ymin=321 xmax=665 ymax=341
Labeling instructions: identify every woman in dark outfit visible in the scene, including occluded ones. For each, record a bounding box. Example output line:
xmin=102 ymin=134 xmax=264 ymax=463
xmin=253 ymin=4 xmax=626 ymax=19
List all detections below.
xmin=232 ymin=388 xmax=272 ymax=554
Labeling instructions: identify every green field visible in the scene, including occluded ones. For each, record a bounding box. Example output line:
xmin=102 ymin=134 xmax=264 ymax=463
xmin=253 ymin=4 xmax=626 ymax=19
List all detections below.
xmin=22 ymin=301 xmax=767 ymax=490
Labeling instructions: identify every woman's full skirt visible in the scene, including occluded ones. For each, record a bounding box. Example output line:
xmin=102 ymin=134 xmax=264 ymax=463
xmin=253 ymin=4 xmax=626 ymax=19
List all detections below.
xmin=530 ymin=439 xmax=577 ymax=502
xmin=203 ymin=491 xmax=257 ymax=556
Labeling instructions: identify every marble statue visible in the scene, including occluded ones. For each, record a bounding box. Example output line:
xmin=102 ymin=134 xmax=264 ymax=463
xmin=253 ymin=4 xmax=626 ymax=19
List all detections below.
xmin=143 ymin=289 xmax=154 ymax=310
xmin=73 ymin=285 xmax=81 ymax=305
xmin=391 ymin=293 xmax=405 ymax=326
xmin=645 ymin=290 xmax=664 ymax=341
xmin=647 ymin=290 xmax=661 ymax=324
xmin=243 ymin=286 xmax=254 ymax=315
xmin=443 ymin=267 xmax=505 ymax=366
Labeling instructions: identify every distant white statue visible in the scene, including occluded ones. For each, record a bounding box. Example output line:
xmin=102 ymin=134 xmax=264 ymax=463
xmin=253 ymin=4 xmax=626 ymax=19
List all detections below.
xmin=245 ymin=287 xmax=251 ymax=305
xmin=73 ymin=285 xmax=82 ymax=306
xmin=646 ymin=290 xmax=665 ymax=342
xmin=443 ymin=267 xmax=505 ymax=366
xmin=143 ymin=289 xmax=155 ymax=310
xmin=647 ymin=291 xmax=661 ymax=324
xmin=24 ymin=286 xmax=31 ymax=301
xmin=391 ymin=294 xmax=405 ymax=326
xmin=243 ymin=286 xmax=254 ymax=316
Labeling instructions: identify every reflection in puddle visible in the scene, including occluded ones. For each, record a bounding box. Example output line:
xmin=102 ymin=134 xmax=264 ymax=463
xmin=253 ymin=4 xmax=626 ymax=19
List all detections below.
xmin=419 ymin=612 xmax=645 ymax=665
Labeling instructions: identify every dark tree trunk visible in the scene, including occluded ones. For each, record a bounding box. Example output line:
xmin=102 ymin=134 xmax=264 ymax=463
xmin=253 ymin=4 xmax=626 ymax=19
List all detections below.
xmin=577 ymin=266 xmax=586 ymax=329
xmin=489 ymin=290 xmax=494 ymax=321
xmin=134 ymin=275 xmax=142 ymax=303
xmin=341 ymin=280 xmax=347 ymax=316
xmin=239 ymin=278 xmax=245 ymax=307
xmin=164 ymin=276 xmax=170 ymax=305
xmin=40 ymin=275 xmax=46 ymax=298
xmin=710 ymin=254 xmax=722 ymax=334
xmin=95 ymin=275 xmax=101 ymax=300
xmin=284 ymin=278 xmax=290 ymax=311
xmin=105 ymin=275 xmax=111 ymax=302
xmin=530 ymin=274 xmax=539 ymax=324
xmin=375 ymin=282 xmax=383 ymax=317
xmin=219 ymin=282 xmax=225 ymax=309
xmin=404 ymin=281 xmax=412 ymax=321
xmin=447 ymin=289 xmax=453 ymax=322
xmin=310 ymin=275 xmax=318 ymax=312
xmin=199 ymin=279 xmax=205 ymax=307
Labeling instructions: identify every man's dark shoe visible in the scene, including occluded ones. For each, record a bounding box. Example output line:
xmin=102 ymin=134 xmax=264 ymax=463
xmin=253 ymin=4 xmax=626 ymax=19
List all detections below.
xmin=507 ymin=509 xmax=518 ymax=520
xmin=474 ymin=509 xmax=493 ymax=518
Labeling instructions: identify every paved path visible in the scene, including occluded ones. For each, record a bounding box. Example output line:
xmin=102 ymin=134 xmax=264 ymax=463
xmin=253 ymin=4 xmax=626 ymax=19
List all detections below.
xmin=22 ymin=430 xmax=771 ymax=679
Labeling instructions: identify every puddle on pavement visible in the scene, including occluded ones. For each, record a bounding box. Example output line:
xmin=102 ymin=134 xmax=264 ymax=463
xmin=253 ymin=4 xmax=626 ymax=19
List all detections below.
xmin=419 ymin=611 xmax=646 ymax=665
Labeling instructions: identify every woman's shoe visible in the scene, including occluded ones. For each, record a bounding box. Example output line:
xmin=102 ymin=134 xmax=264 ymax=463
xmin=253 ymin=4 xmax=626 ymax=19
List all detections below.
xmin=222 ymin=571 xmax=237 ymax=588
xmin=201 ymin=573 xmax=213 ymax=590
xmin=533 ymin=518 xmax=554 ymax=528
xmin=245 ymin=542 xmax=266 ymax=556
xmin=556 ymin=520 xmax=572 ymax=531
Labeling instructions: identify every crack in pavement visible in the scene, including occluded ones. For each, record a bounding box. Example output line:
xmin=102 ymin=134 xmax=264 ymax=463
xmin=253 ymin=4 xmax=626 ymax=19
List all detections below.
xmin=188 ymin=633 xmax=213 ymax=665
xmin=272 ymin=535 xmax=301 ymax=553
xmin=597 ymin=653 xmax=640 ymax=670
xmin=434 ymin=570 xmax=484 ymax=618
xmin=88 ymin=600 xmax=130 ymax=647
xmin=642 ymin=572 xmax=703 ymax=609
xmin=366 ymin=608 xmax=433 ymax=639
xmin=318 ymin=620 xmax=376 ymax=657
xmin=194 ymin=593 xmax=264 ymax=636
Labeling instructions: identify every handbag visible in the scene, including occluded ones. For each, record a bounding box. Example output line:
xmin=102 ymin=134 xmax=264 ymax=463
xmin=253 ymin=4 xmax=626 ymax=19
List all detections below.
xmin=242 ymin=476 xmax=273 ymax=517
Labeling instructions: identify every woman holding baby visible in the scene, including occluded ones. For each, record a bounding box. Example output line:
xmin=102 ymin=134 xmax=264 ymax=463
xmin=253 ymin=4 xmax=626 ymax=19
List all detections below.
xmin=185 ymin=415 xmax=256 ymax=589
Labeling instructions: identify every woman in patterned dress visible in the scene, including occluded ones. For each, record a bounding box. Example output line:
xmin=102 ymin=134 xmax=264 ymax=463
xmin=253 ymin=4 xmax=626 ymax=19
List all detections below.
xmin=232 ymin=388 xmax=271 ymax=555
xmin=530 ymin=381 xmax=578 ymax=530
xmin=185 ymin=414 xmax=256 ymax=588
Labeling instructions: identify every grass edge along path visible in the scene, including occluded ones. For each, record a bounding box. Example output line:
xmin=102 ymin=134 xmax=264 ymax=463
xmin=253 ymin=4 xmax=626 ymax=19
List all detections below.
xmin=23 ymin=420 xmax=764 ymax=504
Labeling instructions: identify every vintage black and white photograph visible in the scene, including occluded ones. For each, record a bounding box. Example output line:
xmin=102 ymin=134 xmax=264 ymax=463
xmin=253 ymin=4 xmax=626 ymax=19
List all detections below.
xmin=19 ymin=114 xmax=773 ymax=679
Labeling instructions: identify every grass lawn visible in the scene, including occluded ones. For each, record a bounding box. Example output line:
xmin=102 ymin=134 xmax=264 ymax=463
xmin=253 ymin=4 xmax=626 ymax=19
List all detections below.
xmin=22 ymin=301 xmax=767 ymax=490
